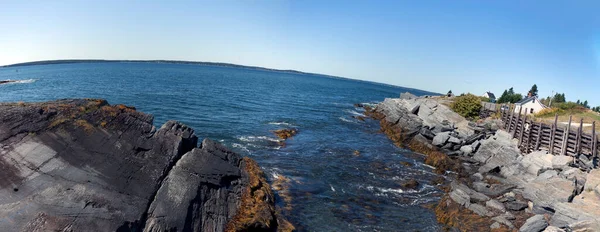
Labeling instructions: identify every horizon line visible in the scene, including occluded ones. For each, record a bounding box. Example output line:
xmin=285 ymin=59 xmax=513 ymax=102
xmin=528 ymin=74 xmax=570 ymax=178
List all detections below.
xmin=2 ymin=58 xmax=442 ymax=95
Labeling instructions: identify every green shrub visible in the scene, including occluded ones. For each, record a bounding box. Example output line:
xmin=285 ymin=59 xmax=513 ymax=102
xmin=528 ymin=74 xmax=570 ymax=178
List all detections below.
xmin=451 ymin=94 xmax=482 ymax=119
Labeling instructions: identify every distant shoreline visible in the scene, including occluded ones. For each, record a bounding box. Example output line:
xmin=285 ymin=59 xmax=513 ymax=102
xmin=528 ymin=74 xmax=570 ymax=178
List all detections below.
xmin=1 ymin=59 xmax=441 ymax=96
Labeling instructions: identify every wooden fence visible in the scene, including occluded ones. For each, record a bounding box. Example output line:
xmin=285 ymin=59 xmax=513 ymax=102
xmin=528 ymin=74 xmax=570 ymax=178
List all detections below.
xmin=500 ymin=106 xmax=598 ymax=159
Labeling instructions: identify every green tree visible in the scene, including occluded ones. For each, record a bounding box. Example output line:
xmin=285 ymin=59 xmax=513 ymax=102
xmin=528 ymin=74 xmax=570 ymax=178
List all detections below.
xmin=528 ymin=84 xmax=538 ymax=97
xmin=509 ymin=93 xmax=523 ymax=103
xmin=583 ymin=100 xmax=589 ymax=108
xmin=552 ymin=93 xmax=565 ymax=104
xmin=497 ymin=90 xmax=509 ymax=103
xmin=577 ymin=100 xmax=581 ymax=105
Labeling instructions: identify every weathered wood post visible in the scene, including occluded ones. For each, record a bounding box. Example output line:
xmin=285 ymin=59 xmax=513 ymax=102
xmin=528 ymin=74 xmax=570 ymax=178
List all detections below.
xmin=519 ymin=110 xmax=527 ymax=147
xmin=576 ymin=118 xmax=583 ymax=154
xmin=550 ymin=114 xmax=558 ymax=154
xmin=562 ymin=115 xmax=572 ymax=156
xmin=535 ymin=122 xmax=542 ymax=151
xmin=507 ymin=105 xmax=515 ymax=131
xmin=513 ymin=107 xmax=523 ymax=137
xmin=593 ymin=121 xmax=597 ymax=161
xmin=525 ymin=117 xmax=533 ymax=153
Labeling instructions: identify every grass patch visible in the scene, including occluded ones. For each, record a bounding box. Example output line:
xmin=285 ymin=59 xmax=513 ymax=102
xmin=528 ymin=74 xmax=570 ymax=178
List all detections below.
xmin=48 ymin=117 xmax=70 ymax=129
xmin=74 ymin=119 xmax=95 ymax=133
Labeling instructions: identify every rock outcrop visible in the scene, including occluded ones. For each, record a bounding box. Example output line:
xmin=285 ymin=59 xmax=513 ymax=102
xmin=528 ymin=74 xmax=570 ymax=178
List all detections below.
xmin=0 ymin=99 xmax=292 ymax=232
xmin=364 ymin=93 xmax=600 ymax=231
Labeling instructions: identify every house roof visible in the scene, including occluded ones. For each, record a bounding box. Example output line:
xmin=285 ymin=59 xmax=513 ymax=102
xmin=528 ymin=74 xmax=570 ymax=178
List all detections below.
xmin=486 ymin=92 xmax=496 ymax=99
xmin=515 ymin=96 xmax=546 ymax=107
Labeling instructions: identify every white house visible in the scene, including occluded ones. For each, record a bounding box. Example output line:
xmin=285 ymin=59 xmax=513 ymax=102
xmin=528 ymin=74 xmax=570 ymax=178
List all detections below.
xmin=482 ymin=92 xmax=496 ymax=102
xmin=514 ymin=96 xmax=547 ymax=115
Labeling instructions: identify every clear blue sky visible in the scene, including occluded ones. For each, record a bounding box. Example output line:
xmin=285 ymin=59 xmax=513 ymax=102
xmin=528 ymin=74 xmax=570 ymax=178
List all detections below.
xmin=1 ymin=1 xmax=599 ymax=105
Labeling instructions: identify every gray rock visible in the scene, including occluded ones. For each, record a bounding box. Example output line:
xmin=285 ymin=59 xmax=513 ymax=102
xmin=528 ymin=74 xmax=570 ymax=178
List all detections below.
xmin=374 ymin=98 xmax=424 ymax=139
xmin=468 ymin=203 xmax=493 ymax=217
xmin=520 ymin=151 xmax=554 ymax=175
xmin=492 ymin=214 xmax=515 ymax=229
xmin=543 ymin=226 xmax=565 ymax=232
xmin=460 ymin=145 xmax=474 ymax=155
xmin=400 ymin=92 xmax=417 ymax=100
xmin=471 ymin=140 xmax=481 ymax=151
xmin=472 ymin=173 xmax=484 ymax=181
xmin=537 ymin=170 xmax=559 ymax=180
xmin=419 ymin=127 xmax=436 ymax=140
xmin=552 ymin=155 xmax=573 ymax=170
xmin=506 ymin=201 xmax=528 ymax=211
xmin=551 ymin=191 xmax=600 ymax=228
xmin=448 ymin=136 xmax=462 ymax=144
xmin=433 ymin=132 xmax=451 ymax=146
xmin=578 ymin=154 xmax=594 ymax=170
xmin=451 ymin=182 xmax=490 ymax=203
xmin=144 ymin=139 xmax=249 ymax=232
xmin=519 ymin=215 xmax=548 ymax=232
xmin=568 ymin=220 xmax=600 ymax=231
xmin=491 ymin=222 xmax=501 ymax=229
xmin=450 ymin=188 xmax=471 ymax=207
xmin=522 ymin=177 xmax=576 ymax=210
xmin=584 ymin=169 xmax=600 ymax=192
xmin=473 ymin=131 xmax=521 ymax=173
xmin=486 ymin=199 xmax=507 ymax=212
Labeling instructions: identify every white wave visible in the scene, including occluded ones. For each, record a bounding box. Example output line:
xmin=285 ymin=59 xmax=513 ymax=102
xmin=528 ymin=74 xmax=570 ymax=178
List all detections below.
xmin=338 ymin=117 xmax=355 ymax=123
xmin=377 ymin=187 xmax=404 ymax=194
xmin=231 ymin=143 xmax=251 ymax=154
xmin=238 ymin=135 xmax=282 ymax=143
xmin=330 ymin=184 xmax=336 ymax=192
xmin=271 ymin=172 xmax=280 ymax=179
xmin=268 ymin=122 xmax=294 ymax=126
xmin=344 ymin=109 xmax=365 ymax=116
xmin=1 ymin=79 xmax=37 ymax=85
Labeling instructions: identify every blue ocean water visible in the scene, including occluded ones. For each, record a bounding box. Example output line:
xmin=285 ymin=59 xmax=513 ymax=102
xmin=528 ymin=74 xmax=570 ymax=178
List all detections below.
xmin=0 ymin=62 xmax=443 ymax=231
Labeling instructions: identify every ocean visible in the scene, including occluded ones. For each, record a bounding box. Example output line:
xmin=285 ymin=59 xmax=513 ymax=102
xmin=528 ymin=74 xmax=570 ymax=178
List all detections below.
xmin=0 ymin=62 xmax=443 ymax=231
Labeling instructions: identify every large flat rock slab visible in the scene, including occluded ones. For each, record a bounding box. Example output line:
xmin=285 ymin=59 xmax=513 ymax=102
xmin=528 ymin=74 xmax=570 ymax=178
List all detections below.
xmin=0 ymin=99 xmax=292 ymax=232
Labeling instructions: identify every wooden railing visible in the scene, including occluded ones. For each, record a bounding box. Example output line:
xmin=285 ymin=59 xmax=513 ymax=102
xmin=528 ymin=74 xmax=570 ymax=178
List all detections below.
xmin=500 ymin=107 xmax=598 ymax=159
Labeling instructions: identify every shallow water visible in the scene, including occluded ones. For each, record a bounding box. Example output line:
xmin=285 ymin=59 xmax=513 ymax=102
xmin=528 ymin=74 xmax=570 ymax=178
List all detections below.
xmin=0 ymin=62 xmax=443 ymax=231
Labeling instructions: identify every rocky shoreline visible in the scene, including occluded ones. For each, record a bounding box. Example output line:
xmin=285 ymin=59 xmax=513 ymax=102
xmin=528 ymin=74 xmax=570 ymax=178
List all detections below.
xmin=0 ymin=99 xmax=293 ymax=231
xmin=364 ymin=93 xmax=600 ymax=231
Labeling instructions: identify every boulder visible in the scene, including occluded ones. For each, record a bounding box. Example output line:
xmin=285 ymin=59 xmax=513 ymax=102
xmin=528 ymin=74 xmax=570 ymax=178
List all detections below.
xmin=568 ymin=220 xmax=600 ymax=231
xmin=543 ymin=226 xmax=565 ymax=232
xmin=400 ymin=92 xmax=417 ymax=100
xmin=584 ymin=169 xmax=600 ymax=192
xmin=490 ymin=222 xmax=501 ymax=229
xmin=432 ymin=132 xmax=451 ymax=146
xmin=492 ymin=213 xmax=515 ymax=229
xmin=522 ymin=177 xmax=576 ymax=211
xmin=419 ymin=127 xmax=436 ymax=140
xmin=460 ymin=145 xmax=473 ymax=155
xmin=448 ymin=136 xmax=462 ymax=144
xmin=486 ymin=199 xmax=506 ymax=212
xmin=473 ymin=130 xmax=521 ymax=173
xmin=520 ymin=151 xmax=554 ymax=175
xmin=505 ymin=201 xmax=528 ymax=211
xmin=552 ymin=155 xmax=573 ymax=170
xmin=468 ymin=203 xmax=493 ymax=217
xmin=519 ymin=215 xmax=548 ymax=232
xmin=374 ymin=98 xmax=424 ymax=138
xmin=551 ymin=191 xmax=600 ymax=228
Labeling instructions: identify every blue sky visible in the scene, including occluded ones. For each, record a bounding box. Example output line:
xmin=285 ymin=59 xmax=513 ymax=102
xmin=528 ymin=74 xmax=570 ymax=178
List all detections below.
xmin=1 ymin=0 xmax=599 ymax=105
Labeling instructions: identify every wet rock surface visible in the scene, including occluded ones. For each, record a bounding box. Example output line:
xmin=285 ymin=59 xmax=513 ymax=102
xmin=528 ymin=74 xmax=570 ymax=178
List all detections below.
xmin=0 ymin=99 xmax=292 ymax=232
